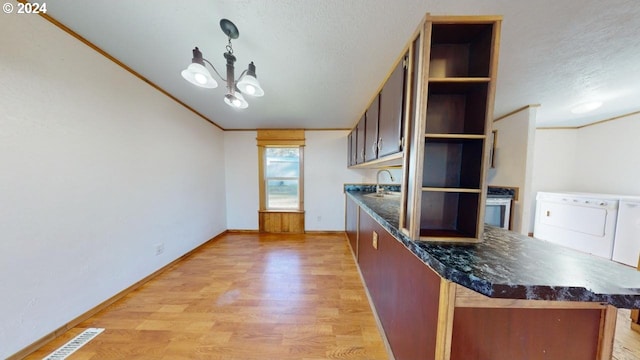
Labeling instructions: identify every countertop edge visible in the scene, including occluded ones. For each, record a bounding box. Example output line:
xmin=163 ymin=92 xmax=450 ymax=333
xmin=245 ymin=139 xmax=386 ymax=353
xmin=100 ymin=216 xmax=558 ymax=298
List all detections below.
xmin=345 ymin=191 xmax=498 ymax=297
xmin=346 ymin=190 xmax=640 ymax=308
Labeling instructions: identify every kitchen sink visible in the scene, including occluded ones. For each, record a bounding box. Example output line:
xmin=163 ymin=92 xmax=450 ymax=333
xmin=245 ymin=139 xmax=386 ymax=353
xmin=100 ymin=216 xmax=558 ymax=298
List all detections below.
xmin=365 ymin=191 xmax=402 ymax=199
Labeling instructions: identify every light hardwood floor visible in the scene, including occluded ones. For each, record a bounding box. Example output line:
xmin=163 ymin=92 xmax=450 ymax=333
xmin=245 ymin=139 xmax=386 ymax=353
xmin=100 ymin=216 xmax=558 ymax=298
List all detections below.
xmin=615 ymin=309 xmax=640 ymax=360
xmin=23 ymin=232 xmax=640 ymax=359
xmin=24 ymin=232 xmax=388 ymax=360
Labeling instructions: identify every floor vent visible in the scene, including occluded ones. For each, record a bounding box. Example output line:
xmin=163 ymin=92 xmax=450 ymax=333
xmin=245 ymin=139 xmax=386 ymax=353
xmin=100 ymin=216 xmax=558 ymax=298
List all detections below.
xmin=43 ymin=328 xmax=104 ymax=360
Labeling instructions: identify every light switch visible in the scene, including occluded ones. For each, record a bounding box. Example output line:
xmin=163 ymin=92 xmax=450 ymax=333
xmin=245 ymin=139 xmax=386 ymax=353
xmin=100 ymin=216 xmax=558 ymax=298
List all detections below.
xmin=372 ymin=231 xmax=378 ymax=250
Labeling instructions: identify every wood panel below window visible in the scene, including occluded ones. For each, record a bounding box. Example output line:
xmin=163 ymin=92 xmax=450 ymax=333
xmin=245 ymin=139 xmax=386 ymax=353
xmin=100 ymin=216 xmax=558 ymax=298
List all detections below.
xmin=259 ymin=211 xmax=305 ymax=233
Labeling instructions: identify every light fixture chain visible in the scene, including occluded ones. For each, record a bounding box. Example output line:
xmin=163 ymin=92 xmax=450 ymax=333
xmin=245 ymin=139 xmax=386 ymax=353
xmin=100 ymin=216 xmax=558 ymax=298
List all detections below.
xmin=226 ymin=38 xmax=234 ymax=54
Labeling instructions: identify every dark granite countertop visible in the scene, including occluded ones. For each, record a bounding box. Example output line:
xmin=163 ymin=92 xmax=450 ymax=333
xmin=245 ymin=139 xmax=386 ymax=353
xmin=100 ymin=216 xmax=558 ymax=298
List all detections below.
xmin=345 ymin=188 xmax=640 ymax=309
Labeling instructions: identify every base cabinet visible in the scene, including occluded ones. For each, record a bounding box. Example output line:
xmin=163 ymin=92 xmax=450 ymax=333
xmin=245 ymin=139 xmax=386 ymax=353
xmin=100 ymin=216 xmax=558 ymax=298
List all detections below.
xmin=358 ymin=208 xmax=442 ymax=360
xmin=345 ymin=197 xmax=359 ymax=258
xmin=450 ymin=307 xmax=603 ymax=360
xmin=351 ymin=201 xmax=618 ymax=360
xmin=631 ymin=260 xmax=640 ymax=333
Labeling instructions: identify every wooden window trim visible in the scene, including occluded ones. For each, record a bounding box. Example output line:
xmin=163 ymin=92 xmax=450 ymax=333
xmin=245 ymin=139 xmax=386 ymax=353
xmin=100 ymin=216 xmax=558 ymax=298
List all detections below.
xmin=257 ymin=130 xmax=305 ymax=212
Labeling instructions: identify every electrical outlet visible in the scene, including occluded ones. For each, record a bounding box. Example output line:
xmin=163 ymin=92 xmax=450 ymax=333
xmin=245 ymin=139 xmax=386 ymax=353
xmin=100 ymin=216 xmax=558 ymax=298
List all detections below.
xmin=372 ymin=231 xmax=378 ymax=250
xmin=155 ymin=243 xmax=165 ymax=256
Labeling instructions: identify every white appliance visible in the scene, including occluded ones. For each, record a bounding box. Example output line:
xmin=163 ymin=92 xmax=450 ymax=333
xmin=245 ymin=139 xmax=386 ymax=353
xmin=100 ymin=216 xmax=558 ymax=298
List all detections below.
xmin=485 ymin=197 xmax=512 ymax=229
xmin=612 ymin=200 xmax=640 ymax=267
xmin=534 ymin=192 xmax=619 ymax=259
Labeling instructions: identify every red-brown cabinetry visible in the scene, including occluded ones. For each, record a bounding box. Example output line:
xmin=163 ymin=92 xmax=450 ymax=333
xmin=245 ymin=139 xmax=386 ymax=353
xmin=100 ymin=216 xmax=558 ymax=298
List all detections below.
xmin=358 ymin=208 xmax=441 ymax=360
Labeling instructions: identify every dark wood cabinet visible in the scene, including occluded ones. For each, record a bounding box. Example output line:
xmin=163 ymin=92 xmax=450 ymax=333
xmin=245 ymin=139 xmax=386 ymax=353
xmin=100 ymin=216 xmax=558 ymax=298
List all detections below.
xmin=351 ymin=197 xmax=616 ymax=360
xmin=358 ymin=208 xmax=441 ymax=360
xmin=355 ymin=115 xmax=366 ymax=164
xmin=450 ymin=307 xmax=603 ymax=360
xmin=348 ymin=55 xmax=406 ymax=167
xmin=345 ymin=196 xmax=358 ymax=258
xmin=347 ymin=129 xmax=357 ymax=167
xmin=364 ymin=95 xmax=380 ymax=162
xmin=633 ymin=261 xmax=640 ymax=332
xmin=378 ymin=57 xmax=407 ymax=158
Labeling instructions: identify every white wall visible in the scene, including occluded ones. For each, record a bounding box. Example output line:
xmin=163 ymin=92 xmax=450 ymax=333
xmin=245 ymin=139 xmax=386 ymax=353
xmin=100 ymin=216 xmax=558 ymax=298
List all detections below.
xmin=224 ymin=131 xmax=259 ymax=230
xmin=305 ymin=131 xmax=400 ymax=231
xmin=529 ymin=112 xmax=640 ymax=234
xmin=531 ymin=129 xmax=579 ymax=194
xmin=0 ymin=12 xmax=227 ymax=358
xmin=573 ymin=113 xmax=640 ymax=195
xmin=223 ymin=130 xmax=398 ymax=231
xmin=487 ymin=106 xmax=537 ymax=234
xmin=529 ymin=128 xmax=579 ymax=233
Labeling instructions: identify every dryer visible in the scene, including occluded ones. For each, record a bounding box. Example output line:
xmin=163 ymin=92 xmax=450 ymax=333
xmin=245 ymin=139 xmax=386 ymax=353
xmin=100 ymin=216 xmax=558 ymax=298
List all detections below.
xmin=534 ymin=192 xmax=619 ymax=260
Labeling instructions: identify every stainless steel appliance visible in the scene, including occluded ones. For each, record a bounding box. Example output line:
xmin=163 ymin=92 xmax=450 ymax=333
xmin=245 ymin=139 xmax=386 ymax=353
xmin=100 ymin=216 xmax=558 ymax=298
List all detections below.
xmin=485 ymin=197 xmax=512 ymax=229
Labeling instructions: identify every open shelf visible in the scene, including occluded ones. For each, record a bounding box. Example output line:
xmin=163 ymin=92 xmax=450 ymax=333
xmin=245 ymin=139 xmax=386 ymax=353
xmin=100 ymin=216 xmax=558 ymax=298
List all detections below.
xmin=419 ymin=191 xmax=479 ymax=238
xmin=425 ymin=84 xmax=488 ymax=135
xmin=425 ymin=134 xmax=485 ymax=140
xmin=422 ymin=138 xmax=483 ymax=189
xmin=422 ymin=187 xmax=481 ymax=193
xmin=429 ymin=23 xmax=494 ymax=78
xmin=398 ymin=15 xmax=500 ymax=243
xmin=428 ymin=79 xmax=489 ymax=93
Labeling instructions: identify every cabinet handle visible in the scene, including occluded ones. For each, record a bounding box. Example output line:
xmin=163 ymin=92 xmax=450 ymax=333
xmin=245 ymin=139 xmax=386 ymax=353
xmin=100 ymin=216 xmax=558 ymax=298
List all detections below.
xmin=371 ymin=142 xmax=377 ymax=156
xmin=360 ymin=149 xmax=365 ymax=162
xmin=378 ymin=137 xmax=383 ymax=152
xmin=399 ymin=137 xmax=404 ymax=149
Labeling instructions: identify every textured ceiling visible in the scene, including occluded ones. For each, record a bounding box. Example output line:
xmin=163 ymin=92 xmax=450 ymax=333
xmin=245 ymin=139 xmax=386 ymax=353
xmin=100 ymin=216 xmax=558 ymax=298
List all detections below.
xmin=42 ymin=0 xmax=640 ymax=130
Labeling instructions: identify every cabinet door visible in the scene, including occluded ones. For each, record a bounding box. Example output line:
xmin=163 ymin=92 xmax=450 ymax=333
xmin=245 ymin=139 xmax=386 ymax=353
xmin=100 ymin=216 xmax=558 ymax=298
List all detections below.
xmin=377 ymin=226 xmax=442 ymax=360
xmin=378 ymin=57 xmax=407 ymax=158
xmin=345 ymin=197 xmax=359 ymax=258
xmin=356 ymin=115 xmax=366 ymax=164
xmin=358 ymin=210 xmax=442 ymax=360
xmin=364 ymin=95 xmax=380 ymax=162
xmin=347 ymin=129 xmax=357 ymax=167
xmin=357 ymin=210 xmax=379 ymax=296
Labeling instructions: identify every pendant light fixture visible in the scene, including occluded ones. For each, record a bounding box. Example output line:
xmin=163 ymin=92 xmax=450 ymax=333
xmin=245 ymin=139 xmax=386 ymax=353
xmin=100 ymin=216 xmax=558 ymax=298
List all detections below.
xmin=181 ymin=19 xmax=264 ymax=109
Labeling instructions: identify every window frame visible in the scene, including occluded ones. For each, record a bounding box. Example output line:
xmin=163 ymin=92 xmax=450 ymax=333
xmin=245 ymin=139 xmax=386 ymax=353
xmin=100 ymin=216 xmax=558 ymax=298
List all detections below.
xmin=262 ymin=146 xmax=304 ymax=211
xmin=256 ymin=130 xmax=305 ymax=213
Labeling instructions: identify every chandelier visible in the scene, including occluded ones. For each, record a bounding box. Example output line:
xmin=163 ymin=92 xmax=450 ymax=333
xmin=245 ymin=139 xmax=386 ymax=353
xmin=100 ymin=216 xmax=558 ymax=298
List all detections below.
xmin=181 ymin=19 xmax=264 ymax=109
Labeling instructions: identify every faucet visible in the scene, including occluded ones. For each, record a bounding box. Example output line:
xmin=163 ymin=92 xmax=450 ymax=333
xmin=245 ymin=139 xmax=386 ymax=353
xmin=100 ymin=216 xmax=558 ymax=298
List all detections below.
xmin=376 ymin=169 xmax=395 ymax=196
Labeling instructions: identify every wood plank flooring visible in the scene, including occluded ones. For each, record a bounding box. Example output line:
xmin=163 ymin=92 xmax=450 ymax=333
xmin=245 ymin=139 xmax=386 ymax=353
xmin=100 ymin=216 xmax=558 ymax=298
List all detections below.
xmin=22 ymin=232 xmax=640 ymax=359
xmin=615 ymin=309 xmax=640 ymax=360
xmin=24 ymin=232 xmax=388 ymax=360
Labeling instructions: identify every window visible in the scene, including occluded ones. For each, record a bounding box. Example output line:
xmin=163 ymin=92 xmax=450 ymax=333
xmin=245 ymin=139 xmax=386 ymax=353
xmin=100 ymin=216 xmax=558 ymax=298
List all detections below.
xmin=264 ymin=147 xmax=301 ymax=210
xmin=256 ymin=130 xmax=305 ymax=233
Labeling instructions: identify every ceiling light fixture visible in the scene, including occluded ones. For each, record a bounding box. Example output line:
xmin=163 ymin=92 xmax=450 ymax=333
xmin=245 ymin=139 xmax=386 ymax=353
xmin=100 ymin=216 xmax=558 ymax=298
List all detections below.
xmin=571 ymin=101 xmax=603 ymax=114
xmin=181 ymin=19 xmax=264 ymax=109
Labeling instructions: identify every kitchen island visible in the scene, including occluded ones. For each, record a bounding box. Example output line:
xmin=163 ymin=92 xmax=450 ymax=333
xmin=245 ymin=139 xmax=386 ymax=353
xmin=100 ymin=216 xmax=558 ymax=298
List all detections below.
xmin=345 ymin=186 xmax=640 ymax=360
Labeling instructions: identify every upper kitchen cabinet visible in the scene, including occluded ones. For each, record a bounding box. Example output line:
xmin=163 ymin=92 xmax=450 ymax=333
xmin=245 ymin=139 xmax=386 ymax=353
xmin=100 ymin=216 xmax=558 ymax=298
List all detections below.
xmin=378 ymin=58 xmax=407 ymax=158
xmin=364 ymin=94 xmax=380 ymax=162
xmin=356 ymin=115 xmax=366 ymax=164
xmin=347 ymin=128 xmax=357 ymax=167
xmin=348 ymin=53 xmax=409 ymax=168
xmin=403 ymin=15 xmax=502 ymax=243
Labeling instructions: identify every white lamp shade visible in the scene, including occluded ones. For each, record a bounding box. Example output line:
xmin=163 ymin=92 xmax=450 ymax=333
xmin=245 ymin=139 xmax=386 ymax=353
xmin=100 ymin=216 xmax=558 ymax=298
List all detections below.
xmin=224 ymin=92 xmax=249 ymax=109
xmin=181 ymin=63 xmax=218 ymax=88
xmin=237 ymin=74 xmax=264 ymax=97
